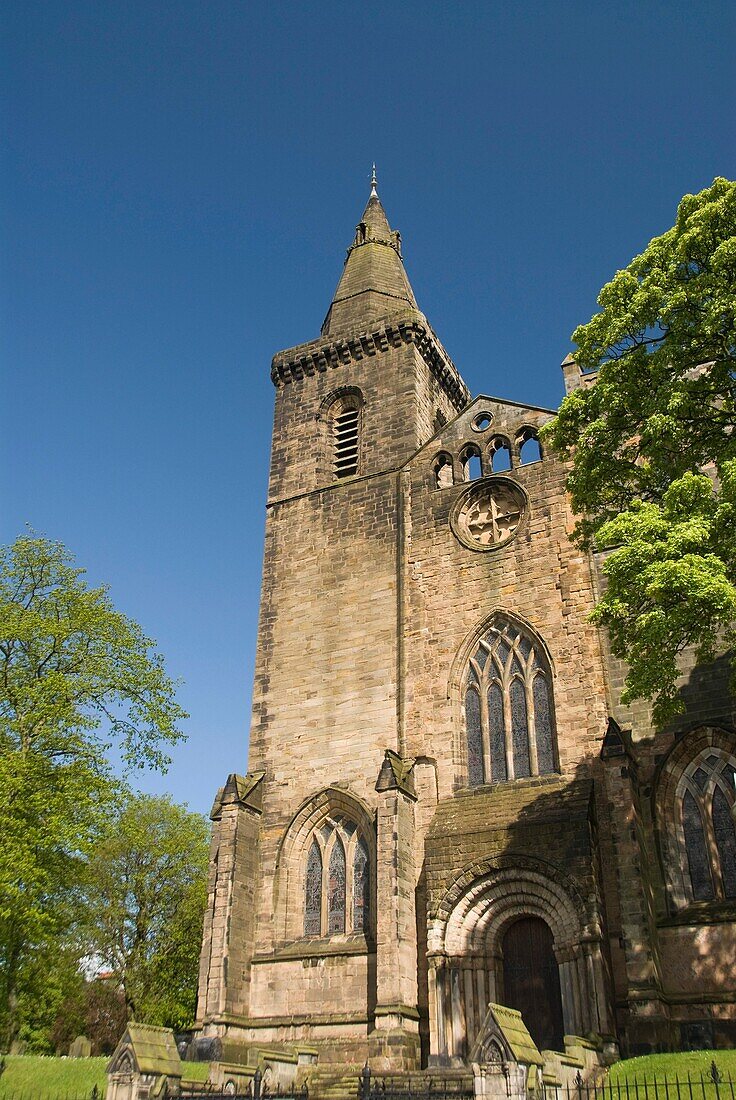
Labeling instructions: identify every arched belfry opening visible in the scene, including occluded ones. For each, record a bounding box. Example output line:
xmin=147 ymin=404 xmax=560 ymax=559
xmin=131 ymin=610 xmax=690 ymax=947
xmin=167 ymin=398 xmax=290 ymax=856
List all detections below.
xmin=501 ymin=916 xmax=564 ymax=1052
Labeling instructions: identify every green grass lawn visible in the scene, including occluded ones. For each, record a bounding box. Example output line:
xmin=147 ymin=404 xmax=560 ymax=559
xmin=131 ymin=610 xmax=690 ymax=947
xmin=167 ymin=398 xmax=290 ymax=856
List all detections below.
xmin=0 ymin=1055 xmax=108 ymax=1099
xmin=0 ymin=1055 xmax=212 ymax=1099
xmin=605 ymin=1051 xmax=736 ymax=1100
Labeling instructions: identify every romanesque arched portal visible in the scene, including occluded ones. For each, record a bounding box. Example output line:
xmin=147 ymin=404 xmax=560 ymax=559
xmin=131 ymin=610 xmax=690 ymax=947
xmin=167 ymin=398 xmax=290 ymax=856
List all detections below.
xmin=426 ymin=858 xmax=612 ymax=1061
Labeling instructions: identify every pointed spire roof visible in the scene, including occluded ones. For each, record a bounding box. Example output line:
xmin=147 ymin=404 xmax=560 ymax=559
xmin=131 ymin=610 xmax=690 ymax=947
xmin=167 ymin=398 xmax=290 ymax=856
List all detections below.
xmin=321 ymin=170 xmax=418 ymax=336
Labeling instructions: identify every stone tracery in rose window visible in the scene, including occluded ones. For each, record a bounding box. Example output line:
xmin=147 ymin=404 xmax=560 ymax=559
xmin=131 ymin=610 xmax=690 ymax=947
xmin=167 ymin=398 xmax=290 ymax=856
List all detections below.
xmin=451 ymin=479 xmax=526 ymax=552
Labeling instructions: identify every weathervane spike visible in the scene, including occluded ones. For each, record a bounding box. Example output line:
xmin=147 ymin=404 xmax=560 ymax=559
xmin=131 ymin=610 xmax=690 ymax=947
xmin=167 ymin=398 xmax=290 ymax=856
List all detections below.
xmin=370 ymin=163 xmax=378 ymax=198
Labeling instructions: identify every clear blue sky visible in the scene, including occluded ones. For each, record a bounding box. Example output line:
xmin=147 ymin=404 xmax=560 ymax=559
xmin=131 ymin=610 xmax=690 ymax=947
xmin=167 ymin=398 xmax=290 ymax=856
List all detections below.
xmin=3 ymin=1 xmax=735 ymax=815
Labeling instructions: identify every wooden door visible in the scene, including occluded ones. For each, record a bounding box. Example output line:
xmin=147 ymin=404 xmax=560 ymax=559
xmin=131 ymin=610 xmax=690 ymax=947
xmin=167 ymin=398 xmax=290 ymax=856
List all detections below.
xmin=502 ymin=916 xmax=564 ymax=1052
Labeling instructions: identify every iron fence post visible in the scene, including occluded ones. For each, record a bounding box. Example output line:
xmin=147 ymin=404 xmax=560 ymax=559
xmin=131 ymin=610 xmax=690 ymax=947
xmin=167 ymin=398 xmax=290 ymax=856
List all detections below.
xmin=360 ymin=1063 xmax=371 ymax=1100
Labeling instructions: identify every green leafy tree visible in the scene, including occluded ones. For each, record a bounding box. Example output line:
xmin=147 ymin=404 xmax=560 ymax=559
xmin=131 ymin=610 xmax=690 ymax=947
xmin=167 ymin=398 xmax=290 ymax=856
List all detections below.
xmin=542 ymin=177 xmax=736 ymax=724
xmin=84 ymin=793 xmax=209 ymax=1028
xmin=0 ymin=535 xmax=187 ymax=1048
xmin=51 ymin=978 xmax=127 ymax=1056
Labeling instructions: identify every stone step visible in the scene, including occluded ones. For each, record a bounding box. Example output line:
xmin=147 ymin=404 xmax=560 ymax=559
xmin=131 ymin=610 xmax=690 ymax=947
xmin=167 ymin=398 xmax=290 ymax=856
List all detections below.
xmin=301 ymin=1069 xmax=360 ymax=1100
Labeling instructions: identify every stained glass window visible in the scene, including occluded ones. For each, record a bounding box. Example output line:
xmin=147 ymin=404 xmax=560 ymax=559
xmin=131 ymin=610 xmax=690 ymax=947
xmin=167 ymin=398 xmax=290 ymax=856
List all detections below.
xmin=692 ymin=768 xmax=708 ymax=791
xmin=675 ymin=750 xmax=736 ymax=905
xmin=510 ymin=679 xmax=530 ymax=778
xmin=353 ymin=838 xmax=370 ymax=931
xmin=304 ymin=822 xmax=371 ymax=937
xmin=712 ymin=786 xmax=736 ymax=899
xmin=327 ymin=837 xmax=346 ymax=934
xmin=466 ymin=688 xmax=484 ymax=787
xmin=489 ymin=682 xmax=507 ymax=782
xmin=682 ymin=790 xmax=714 ymax=901
xmin=533 ymin=675 xmax=555 ymax=774
xmin=304 ymin=839 xmax=322 ymax=936
xmin=464 ymin=616 xmax=557 ymax=787
xmin=496 ymin=640 xmax=511 ymax=670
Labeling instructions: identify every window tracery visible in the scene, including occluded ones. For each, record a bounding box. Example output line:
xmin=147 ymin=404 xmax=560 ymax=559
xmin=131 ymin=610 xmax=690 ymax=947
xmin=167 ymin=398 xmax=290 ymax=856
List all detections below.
xmin=304 ymin=839 xmax=322 ymax=935
xmin=460 ymin=444 xmax=483 ymax=481
xmin=677 ymin=749 xmax=736 ymax=902
xmin=489 ymin=436 xmax=512 ymax=472
xmin=327 ymin=836 xmax=346 ymax=933
xmin=302 ymin=815 xmax=372 ymax=936
xmin=353 ymin=837 xmax=370 ymax=932
xmin=517 ymin=427 xmax=542 ymax=465
xmin=463 ymin=616 xmax=557 ymax=786
xmin=433 ymin=452 xmax=454 ymax=489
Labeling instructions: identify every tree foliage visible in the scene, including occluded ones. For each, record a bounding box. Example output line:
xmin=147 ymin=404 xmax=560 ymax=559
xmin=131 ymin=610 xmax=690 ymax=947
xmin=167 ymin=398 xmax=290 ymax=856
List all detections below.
xmin=50 ymin=979 xmax=128 ymax=1057
xmin=0 ymin=536 xmax=188 ymax=1048
xmin=84 ymin=793 xmax=209 ymax=1029
xmin=542 ymin=177 xmax=736 ymax=724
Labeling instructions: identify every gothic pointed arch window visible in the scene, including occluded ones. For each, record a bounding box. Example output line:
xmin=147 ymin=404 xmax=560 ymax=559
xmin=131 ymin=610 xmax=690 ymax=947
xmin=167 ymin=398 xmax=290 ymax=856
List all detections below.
xmin=677 ymin=749 xmax=736 ymax=903
xmin=327 ymin=835 xmax=347 ymax=933
xmin=353 ymin=837 xmax=370 ymax=932
xmin=302 ymin=814 xmax=372 ymax=937
xmin=304 ymin=839 xmax=322 ymax=936
xmin=462 ymin=616 xmax=558 ymax=786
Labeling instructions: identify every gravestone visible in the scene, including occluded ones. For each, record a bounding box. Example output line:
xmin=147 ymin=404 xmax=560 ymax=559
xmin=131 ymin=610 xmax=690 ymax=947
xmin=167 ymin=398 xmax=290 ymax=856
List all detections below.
xmin=70 ymin=1036 xmax=92 ymax=1058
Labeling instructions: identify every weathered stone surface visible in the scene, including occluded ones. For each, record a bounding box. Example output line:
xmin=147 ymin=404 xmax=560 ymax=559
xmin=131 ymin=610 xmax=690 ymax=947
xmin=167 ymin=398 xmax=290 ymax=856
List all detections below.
xmin=193 ymin=180 xmax=736 ymax=1069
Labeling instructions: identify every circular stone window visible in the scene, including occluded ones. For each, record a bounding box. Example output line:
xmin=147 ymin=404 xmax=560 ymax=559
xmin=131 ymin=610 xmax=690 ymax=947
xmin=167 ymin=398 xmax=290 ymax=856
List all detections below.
xmin=450 ymin=477 xmax=526 ymax=551
xmin=471 ymin=411 xmax=494 ymax=432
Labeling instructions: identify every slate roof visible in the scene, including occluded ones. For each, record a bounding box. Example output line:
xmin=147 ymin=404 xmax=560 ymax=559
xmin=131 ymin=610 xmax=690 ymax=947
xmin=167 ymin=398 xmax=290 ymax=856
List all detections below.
xmin=116 ymin=1024 xmax=183 ymax=1077
xmin=490 ymin=1004 xmax=544 ymax=1066
xmin=322 ymin=188 xmax=418 ymax=335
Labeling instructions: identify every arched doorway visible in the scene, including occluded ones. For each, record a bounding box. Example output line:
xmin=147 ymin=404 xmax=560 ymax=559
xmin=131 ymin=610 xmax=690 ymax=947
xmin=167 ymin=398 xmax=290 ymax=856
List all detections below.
xmin=502 ymin=916 xmax=564 ymax=1052
xmin=428 ymin=862 xmax=612 ymax=1061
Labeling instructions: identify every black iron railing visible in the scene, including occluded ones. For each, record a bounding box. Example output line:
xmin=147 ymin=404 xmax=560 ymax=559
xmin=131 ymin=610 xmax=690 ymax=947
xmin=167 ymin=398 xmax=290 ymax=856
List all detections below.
xmin=550 ymin=1064 xmax=736 ymax=1100
xmin=358 ymin=1064 xmax=474 ymax=1100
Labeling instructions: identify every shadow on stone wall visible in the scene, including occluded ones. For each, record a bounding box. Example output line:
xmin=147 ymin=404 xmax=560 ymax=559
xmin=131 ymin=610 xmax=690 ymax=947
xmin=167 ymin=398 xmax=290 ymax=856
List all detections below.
xmin=663 ymin=650 xmax=736 ymax=738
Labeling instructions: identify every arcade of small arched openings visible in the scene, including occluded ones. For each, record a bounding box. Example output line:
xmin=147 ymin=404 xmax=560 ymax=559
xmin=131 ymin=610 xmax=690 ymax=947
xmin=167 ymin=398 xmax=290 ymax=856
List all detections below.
xmin=431 ymin=417 xmax=544 ymax=489
xmin=426 ymin=858 xmax=613 ymax=1063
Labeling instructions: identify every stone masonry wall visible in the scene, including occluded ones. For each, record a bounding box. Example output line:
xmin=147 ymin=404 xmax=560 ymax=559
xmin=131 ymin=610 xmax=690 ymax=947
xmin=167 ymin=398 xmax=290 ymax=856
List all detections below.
xmin=232 ymin=326 xmax=464 ymax=1054
xmin=403 ymin=396 xmax=611 ymax=797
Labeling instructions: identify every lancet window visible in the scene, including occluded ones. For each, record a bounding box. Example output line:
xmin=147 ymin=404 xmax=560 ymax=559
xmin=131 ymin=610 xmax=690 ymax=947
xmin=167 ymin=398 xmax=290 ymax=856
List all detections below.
xmin=464 ymin=616 xmax=557 ymax=786
xmin=678 ymin=750 xmax=736 ymax=902
xmin=303 ymin=816 xmax=372 ymax=936
xmin=489 ymin=436 xmax=512 ymax=472
xmin=460 ymin=444 xmax=483 ymax=481
xmin=517 ymin=427 xmax=542 ymax=465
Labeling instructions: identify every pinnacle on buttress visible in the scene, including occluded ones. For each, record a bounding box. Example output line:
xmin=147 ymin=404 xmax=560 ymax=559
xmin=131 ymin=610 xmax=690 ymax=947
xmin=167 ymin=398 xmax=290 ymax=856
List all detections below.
xmin=321 ymin=169 xmax=419 ymax=336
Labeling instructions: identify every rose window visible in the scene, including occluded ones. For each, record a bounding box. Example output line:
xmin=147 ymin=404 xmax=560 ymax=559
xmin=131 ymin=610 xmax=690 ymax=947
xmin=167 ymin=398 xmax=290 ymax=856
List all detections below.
xmin=451 ymin=479 xmax=526 ymax=551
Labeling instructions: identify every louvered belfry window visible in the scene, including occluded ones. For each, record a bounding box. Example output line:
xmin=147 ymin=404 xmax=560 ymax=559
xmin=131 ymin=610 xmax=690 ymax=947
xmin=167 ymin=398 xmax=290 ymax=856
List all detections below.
xmin=332 ymin=401 xmax=360 ymax=478
xmin=464 ymin=616 xmax=557 ymax=787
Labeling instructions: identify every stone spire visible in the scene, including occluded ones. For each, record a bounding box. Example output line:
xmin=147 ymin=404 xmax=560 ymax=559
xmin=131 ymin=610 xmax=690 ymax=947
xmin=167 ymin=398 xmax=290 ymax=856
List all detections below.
xmin=321 ymin=170 xmax=418 ymax=336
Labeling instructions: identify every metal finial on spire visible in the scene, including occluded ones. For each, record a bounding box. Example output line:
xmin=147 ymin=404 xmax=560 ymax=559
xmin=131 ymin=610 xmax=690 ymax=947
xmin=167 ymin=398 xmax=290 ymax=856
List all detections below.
xmin=370 ymin=163 xmax=378 ymax=198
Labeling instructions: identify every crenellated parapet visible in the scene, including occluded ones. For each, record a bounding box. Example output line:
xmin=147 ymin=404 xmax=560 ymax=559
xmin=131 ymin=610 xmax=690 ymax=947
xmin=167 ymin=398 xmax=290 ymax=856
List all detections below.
xmin=271 ymin=311 xmax=470 ymax=411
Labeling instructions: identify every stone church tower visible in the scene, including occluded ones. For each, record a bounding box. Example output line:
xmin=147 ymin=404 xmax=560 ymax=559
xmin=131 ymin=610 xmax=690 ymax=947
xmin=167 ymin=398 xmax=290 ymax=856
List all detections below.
xmin=195 ymin=177 xmax=736 ymax=1069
